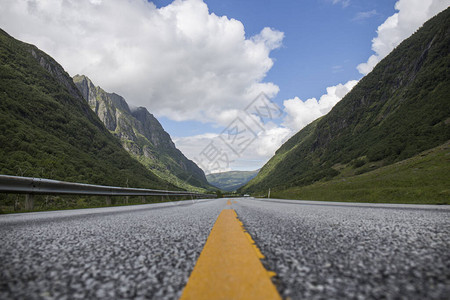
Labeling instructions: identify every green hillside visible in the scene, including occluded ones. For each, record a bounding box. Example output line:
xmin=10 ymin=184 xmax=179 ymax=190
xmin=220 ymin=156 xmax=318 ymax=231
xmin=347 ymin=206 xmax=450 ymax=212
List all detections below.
xmin=206 ymin=170 xmax=259 ymax=191
xmin=272 ymin=141 xmax=450 ymax=204
xmin=0 ymin=29 xmax=173 ymax=190
xmin=73 ymin=75 xmax=212 ymax=192
xmin=242 ymin=8 xmax=450 ymax=195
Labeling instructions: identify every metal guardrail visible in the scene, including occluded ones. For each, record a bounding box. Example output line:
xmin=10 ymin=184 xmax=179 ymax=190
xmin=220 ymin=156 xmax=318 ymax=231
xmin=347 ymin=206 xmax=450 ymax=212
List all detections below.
xmin=0 ymin=175 xmax=216 ymax=197
xmin=0 ymin=175 xmax=216 ymax=210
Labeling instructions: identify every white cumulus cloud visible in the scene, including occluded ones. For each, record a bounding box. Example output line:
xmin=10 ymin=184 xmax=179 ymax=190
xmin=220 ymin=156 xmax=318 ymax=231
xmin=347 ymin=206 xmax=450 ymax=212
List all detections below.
xmin=173 ymin=122 xmax=290 ymax=173
xmin=0 ymin=0 xmax=283 ymax=125
xmin=357 ymin=0 xmax=449 ymax=75
xmin=282 ymin=80 xmax=358 ymax=132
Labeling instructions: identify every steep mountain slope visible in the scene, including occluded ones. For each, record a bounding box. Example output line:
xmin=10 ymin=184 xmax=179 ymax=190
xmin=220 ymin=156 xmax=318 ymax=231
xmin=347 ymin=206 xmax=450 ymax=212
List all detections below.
xmin=206 ymin=170 xmax=259 ymax=191
xmin=242 ymin=8 xmax=450 ymax=193
xmin=0 ymin=29 xmax=173 ymax=189
xmin=73 ymin=75 xmax=210 ymax=192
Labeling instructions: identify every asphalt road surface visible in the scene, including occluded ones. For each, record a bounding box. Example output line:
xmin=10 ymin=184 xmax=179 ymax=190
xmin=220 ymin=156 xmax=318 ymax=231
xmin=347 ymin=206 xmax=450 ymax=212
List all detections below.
xmin=1 ymin=198 xmax=449 ymax=299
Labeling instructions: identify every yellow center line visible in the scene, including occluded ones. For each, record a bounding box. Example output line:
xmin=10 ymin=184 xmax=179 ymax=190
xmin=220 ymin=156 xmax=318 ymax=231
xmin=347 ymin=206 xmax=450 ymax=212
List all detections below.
xmin=180 ymin=209 xmax=281 ymax=300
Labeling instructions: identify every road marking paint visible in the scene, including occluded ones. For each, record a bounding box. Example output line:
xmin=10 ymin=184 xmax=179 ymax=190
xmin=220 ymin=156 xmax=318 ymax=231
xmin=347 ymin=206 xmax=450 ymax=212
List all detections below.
xmin=233 ymin=200 xmax=237 ymax=204
xmin=180 ymin=209 xmax=281 ymax=300
xmin=227 ymin=199 xmax=232 ymax=205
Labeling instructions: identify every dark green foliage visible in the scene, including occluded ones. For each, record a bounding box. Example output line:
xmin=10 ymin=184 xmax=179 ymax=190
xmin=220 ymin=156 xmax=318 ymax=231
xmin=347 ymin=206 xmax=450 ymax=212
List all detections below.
xmin=0 ymin=29 xmax=174 ymax=190
xmin=215 ymin=190 xmax=223 ymax=198
xmin=242 ymin=8 xmax=450 ymax=193
xmin=0 ymin=193 xmax=193 ymax=214
xmin=352 ymin=158 xmax=367 ymax=169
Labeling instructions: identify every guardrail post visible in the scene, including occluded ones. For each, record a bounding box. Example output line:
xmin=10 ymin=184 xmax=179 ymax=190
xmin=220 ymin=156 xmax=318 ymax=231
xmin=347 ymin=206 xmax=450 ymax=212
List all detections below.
xmin=25 ymin=194 xmax=34 ymax=210
xmin=14 ymin=195 xmax=20 ymax=211
xmin=141 ymin=196 xmax=145 ymax=203
xmin=106 ymin=196 xmax=112 ymax=206
xmin=124 ymin=196 xmax=129 ymax=205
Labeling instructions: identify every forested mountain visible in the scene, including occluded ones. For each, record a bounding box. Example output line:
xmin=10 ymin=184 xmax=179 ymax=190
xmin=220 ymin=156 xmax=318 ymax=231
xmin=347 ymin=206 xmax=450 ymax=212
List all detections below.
xmin=0 ymin=29 xmax=174 ymax=189
xmin=242 ymin=8 xmax=450 ymax=194
xmin=73 ymin=75 xmax=211 ymax=192
xmin=206 ymin=170 xmax=259 ymax=191
xmin=73 ymin=75 xmax=210 ymax=191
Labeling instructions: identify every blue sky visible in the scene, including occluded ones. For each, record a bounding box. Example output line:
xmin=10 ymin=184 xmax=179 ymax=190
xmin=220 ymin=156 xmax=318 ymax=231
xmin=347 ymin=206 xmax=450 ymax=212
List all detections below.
xmin=1 ymin=0 xmax=447 ymax=172
xmin=157 ymin=0 xmax=397 ymax=137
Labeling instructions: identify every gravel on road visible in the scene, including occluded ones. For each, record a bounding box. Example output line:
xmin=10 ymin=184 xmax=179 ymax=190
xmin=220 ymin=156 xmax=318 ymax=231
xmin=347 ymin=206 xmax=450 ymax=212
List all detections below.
xmin=1 ymin=198 xmax=449 ymax=299
xmin=0 ymin=199 xmax=223 ymax=300
xmin=234 ymin=198 xmax=450 ymax=300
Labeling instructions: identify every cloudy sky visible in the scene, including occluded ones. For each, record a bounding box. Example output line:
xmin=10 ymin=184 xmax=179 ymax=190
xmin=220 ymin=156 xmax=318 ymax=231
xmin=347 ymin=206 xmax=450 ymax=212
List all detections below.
xmin=1 ymin=0 xmax=448 ymax=173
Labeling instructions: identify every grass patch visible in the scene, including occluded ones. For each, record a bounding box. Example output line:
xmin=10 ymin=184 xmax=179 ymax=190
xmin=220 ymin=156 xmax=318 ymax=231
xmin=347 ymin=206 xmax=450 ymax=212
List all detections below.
xmin=0 ymin=193 xmax=200 ymax=214
xmin=271 ymin=141 xmax=450 ymax=204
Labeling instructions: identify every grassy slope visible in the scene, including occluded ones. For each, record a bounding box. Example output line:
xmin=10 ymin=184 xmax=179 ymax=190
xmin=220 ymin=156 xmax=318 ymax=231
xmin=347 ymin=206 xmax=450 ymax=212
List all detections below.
xmin=272 ymin=141 xmax=450 ymax=204
xmin=244 ymin=119 xmax=320 ymax=189
xmin=0 ymin=29 xmax=173 ymax=190
xmin=242 ymin=8 xmax=450 ymax=194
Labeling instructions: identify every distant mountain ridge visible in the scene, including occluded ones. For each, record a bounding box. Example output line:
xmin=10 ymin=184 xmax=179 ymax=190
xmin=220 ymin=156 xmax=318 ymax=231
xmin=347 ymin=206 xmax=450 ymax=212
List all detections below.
xmin=0 ymin=28 xmax=172 ymax=189
xmin=73 ymin=75 xmax=210 ymax=192
xmin=206 ymin=170 xmax=259 ymax=192
xmin=242 ymin=8 xmax=450 ymax=193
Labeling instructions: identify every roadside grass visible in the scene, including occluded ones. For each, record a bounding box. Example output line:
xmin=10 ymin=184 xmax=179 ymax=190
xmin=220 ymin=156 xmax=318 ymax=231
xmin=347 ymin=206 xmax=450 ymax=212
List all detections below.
xmin=0 ymin=194 xmax=200 ymax=214
xmin=271 ymin=142 xmax=450 ymax=204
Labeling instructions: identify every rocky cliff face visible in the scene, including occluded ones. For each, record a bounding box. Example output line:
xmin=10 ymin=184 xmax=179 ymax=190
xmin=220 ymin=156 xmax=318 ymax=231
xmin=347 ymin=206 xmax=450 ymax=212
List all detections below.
xmin=73 ymin=75 xmax=209 ymax=191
